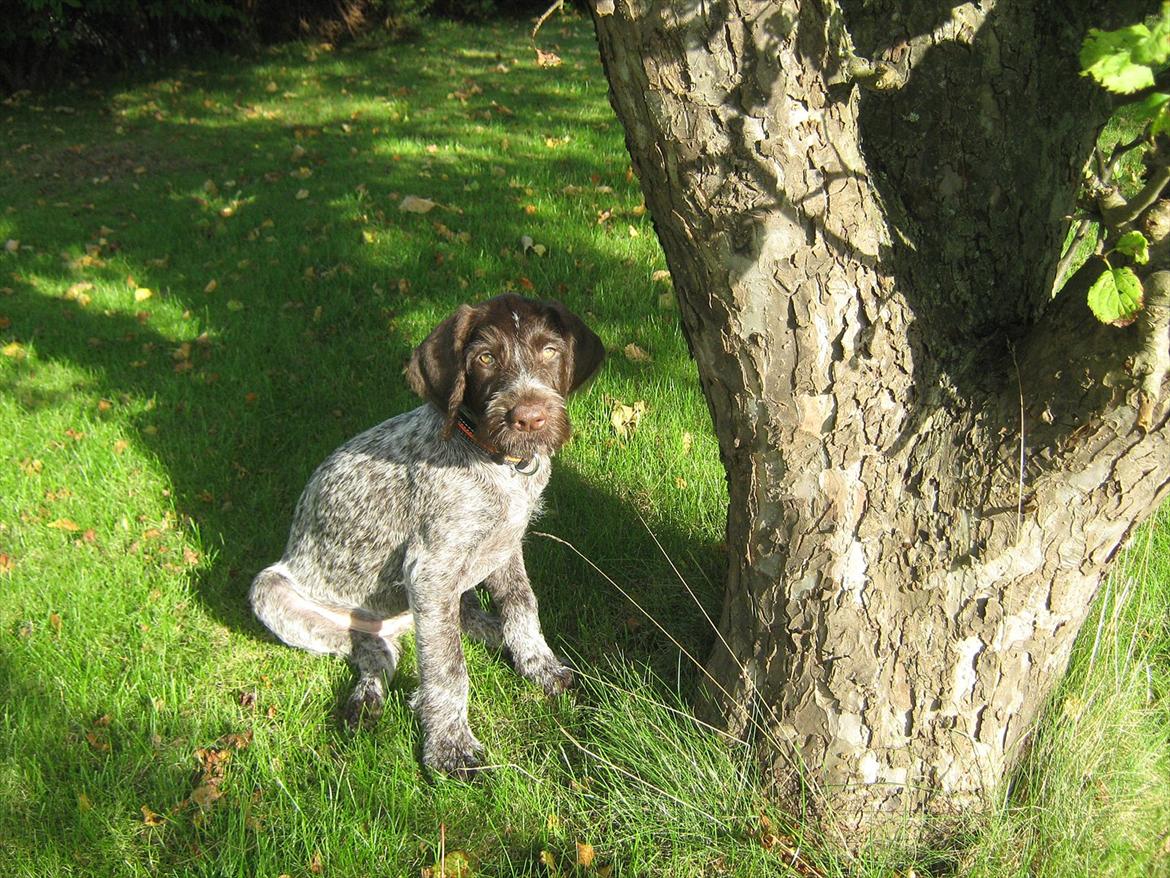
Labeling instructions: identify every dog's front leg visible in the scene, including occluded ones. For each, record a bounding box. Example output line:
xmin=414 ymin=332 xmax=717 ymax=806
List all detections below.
xmin=410 ymin=572 xmax=482 ymax=779
xmin=485 ymin=550 xmax=573 ymax=696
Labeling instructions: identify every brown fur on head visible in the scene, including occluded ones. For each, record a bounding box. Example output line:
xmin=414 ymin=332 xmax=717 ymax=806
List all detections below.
xmin=406 ymin=295 xmax=604 ymax=455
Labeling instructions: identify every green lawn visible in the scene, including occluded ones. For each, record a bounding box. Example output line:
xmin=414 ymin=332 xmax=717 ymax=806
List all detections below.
xmin=1 ymin=14 xmax=1167 ymax=878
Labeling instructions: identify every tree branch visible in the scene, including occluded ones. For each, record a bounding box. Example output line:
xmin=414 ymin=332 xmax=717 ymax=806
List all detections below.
xmin=1100 ymin=162 xmax=1170 ymax=230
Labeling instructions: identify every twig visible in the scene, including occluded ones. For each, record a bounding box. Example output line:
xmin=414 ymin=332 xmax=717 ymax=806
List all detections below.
xmin=1008 ymin=342 xmax=1026 ymax=543
xmin=531 ymin=0 xmax=564 ymax=41
xmin=1051 ymin=218 xmax=1094 ymax=294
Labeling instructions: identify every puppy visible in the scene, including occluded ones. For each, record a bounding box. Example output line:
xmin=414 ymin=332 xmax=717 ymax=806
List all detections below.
xmin=249 ymin=294 xmax=604 ymax=776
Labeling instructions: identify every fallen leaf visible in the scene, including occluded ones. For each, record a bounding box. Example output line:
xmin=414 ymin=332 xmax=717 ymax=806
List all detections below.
xmin=78 ymin=792 xmax=93 ymax=812
xmin=2 ymin=341 xmax=26 ymax=359
xmin=682 ymin=432 xmax=693 ymax=454
xmin=399 ymin=195 xmax=436 ymax=214
xmin=623 ymin=342 xmax=651 ymax=363
xmin=536 ymin=48 xmax=562 ymax=68
xmin=576 ymin=842 xmax=595 ymax=867
xmin=191 ymin=783 xmax=222 ymax=808
xmin=309 ymin=851 xmax=323 ymax=874
xmin=0 ymin=553 xmax=14 ymax=574
xmin=49 ymin=612 xmax=62 ymax=633
xmin=86 ymin=730 xmax=111 ymax=752
xmin=610 ymin=400 xmax=646 ymax=439
xmin=295 ymin=189 xmax=310 ymax=200
xmin=4 ymin=239 xmax=19 ymax=253
xmin=539 ymin=850 xmax=556 ymax=870
xmin=227 ymin=300 xmax=245 ymax=312
xmin=204 ymin=279 xmax=218 ymax=293
xmin=114 ymin=439 xmax=129 ymax=455
xmin=651 ymin=269 xmax=671 ymax=283
xmin=133 ymin=288 xmax=153 ymax=302
xmin=141 ymin=804 xmax=164 ymax=825
xmin=49 ymin=518 xmax=81 ymax=532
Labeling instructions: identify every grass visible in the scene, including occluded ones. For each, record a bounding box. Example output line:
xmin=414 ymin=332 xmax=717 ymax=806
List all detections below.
xmin=0 ymin=12 xmax=1167 ymax=878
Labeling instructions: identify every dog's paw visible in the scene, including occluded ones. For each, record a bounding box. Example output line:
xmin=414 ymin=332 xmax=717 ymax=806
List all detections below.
xmin=517 ymin=654 xmax=574 ymax=697
xmin=343 ymin=676 xmax=385 ymax=730
xmin=423 ymin=727 xmax=484 ymax=781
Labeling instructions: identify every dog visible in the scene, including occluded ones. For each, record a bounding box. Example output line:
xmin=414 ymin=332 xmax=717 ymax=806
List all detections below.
xmin=248 ymin=294 xmax=604 ymax=777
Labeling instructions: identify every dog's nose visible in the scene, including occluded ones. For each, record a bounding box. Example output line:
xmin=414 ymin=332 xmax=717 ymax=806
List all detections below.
xmin=508 ymin=403 xmax=547 ymax=433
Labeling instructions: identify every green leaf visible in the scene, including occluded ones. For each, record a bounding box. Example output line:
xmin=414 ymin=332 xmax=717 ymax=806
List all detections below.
xmin=1087 ymin=267 xmax=1145 ymax=325
xmin=1081 ymin=25 xmax=1157 ymax=93
xmin=1115 ymin=230 xmax=1150 ymax=264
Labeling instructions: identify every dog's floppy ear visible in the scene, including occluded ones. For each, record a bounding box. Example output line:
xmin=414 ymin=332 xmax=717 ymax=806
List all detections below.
xmin=406 ymin=304 xmax=479 ymax=437
xmin=546 ymin=301 xmax=605 ymax=395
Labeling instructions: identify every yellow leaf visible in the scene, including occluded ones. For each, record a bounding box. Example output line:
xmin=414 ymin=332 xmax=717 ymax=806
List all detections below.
xmin=204 ymin=278 xmax=218 ymax=293
xmin=78 ymin=792 xmax=92 ymax=812
xmin=49 ymin=518 xmax=81 ymax=532
xmin=576 ymin=842 xmax=595 ymax=867
xmin=610 ymin=400 xmax=646 ymax=440
xmin=133 ymin=288 xmax=153 ymax=302
xmin=538 ymin=850 xmax=556 ymax=870
xmin=141 ymin=804 xmax=164 ymax=825
xmin=2 ymin=341 xmax=26 ymax=359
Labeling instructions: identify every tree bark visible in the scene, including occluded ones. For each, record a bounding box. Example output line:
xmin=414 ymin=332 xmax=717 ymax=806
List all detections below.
xmin=590 ymin=0 xmax=1169 ymax=841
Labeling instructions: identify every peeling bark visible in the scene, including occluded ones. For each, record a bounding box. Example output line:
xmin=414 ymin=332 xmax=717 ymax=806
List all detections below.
xmin=591 ymin=0 xmax=1167 ymax=842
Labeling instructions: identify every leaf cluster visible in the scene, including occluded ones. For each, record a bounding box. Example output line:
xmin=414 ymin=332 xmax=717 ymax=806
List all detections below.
xmin=1078 ymin=3 xmax=1170 ymax=324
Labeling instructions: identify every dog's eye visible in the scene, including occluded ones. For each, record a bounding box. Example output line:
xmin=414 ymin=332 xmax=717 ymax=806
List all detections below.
xmin=477 ymin=352 xmax=495 ymax=366
xmin=542 ymin=346 xmax=559 ymax=361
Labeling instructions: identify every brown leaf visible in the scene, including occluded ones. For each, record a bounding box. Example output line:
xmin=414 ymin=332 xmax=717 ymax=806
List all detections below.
xmin=86 ymin=730 xmax=111 ymax=753
xmin=0 ymin=553 xmax=14 ymax=574
xmin=535 ymin=48 xmax=562 ymax=68
xmin=191 ymin=783 xmax=223 ymax=808
xmin=309 ymin=851 xmax=323 ymax=874
xmin=49 ymin=518 xmax=81 ymax=532
xmin=49 ymin=612 xmax=62 ymax=633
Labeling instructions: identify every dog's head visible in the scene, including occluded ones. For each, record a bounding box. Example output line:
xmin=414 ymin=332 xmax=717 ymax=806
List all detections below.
xmin=406 ymin=295 xmax=605 ymax=458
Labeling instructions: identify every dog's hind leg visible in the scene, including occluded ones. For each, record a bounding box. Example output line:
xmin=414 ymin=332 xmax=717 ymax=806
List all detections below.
xmin=249 ymin=564 xmax=411 ymax=728
xmin=459 ymin=589 xmax=503 ymax=649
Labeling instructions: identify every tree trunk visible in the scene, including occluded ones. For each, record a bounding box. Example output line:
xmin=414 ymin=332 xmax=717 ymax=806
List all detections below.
xmin=590 ymin=0 xmax=1169 ymax=841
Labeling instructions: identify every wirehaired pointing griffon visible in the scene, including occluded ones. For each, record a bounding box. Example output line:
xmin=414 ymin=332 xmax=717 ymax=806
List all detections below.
xmin=249 ymin=295 xmax=604 ymax=777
